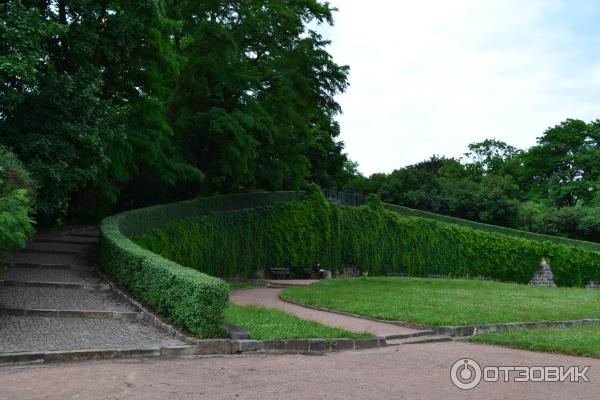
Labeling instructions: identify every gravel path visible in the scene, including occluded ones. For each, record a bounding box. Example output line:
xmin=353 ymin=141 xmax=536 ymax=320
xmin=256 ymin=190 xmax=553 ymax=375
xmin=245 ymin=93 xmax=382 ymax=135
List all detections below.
xmin=231 ymin=288 xmax=420 ymax=337
xmin=1 ymin=341 xmax=598 ymax=400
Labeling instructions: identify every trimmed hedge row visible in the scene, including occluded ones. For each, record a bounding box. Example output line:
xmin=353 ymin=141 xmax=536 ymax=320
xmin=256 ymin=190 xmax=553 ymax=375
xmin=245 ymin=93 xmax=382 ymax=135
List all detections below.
xmin=100 ymin=191 xmax=303 ymax=337
xmin=135 ymin=190 xmax=600 ymax=287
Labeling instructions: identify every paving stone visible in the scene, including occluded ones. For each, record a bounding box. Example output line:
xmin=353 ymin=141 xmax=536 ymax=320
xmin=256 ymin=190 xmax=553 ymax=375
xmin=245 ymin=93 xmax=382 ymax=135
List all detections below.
xmin=0 ymin=315 xmax=184 ymax=353
xmin=285 ymin=339 xmax=309 ymax=352
xmin=195 ymin=339 xmax=232 ymax=355
xmin=330 ymin=338 xmax=354 ymax=351
xmin=308 ymin=339 xmax=329 ymax=352
xmin=2 ymin=267 xmax=100 ymax=284
xmin=263 ymin=340 xmax=286 ymax=351
xmin=0 ymin=286 xmax=135 ymax=312
xmin=354 ymin=338 xmax=381 ymax=349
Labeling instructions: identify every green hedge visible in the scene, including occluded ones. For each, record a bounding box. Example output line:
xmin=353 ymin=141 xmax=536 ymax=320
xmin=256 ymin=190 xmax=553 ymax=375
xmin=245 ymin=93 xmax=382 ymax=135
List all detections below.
xmin=100 ymin=191 xmax=303 ymax=337
xmin=385 ymin=203 xmax=600 ymax=252
xmin=136 ymin=191 xmax=600 ymax=287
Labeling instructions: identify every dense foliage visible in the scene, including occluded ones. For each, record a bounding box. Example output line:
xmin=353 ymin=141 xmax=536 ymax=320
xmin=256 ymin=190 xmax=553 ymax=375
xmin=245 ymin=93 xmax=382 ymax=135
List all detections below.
xmin=1 ymin=0 xmax=352 ymax=225
xmin=135 ymin=189 xmax=600 ymax=287
xmin=99 ymin=191 xmax=303 ymax=337
xmin=344 ymin=119 xmax=600 ymax=243
xmin=0 ymin=145 xmax=35 ymax=253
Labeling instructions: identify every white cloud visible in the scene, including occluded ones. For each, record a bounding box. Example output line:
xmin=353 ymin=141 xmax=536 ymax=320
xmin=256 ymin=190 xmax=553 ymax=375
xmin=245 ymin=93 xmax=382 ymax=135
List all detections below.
xmin=316 ymin=0 xmax=600 ymax=175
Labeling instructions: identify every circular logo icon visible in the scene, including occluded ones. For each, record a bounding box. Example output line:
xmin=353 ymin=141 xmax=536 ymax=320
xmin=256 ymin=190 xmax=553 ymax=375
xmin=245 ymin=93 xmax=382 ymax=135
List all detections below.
xmin=450 ymin=358 xmax=482 ymax=390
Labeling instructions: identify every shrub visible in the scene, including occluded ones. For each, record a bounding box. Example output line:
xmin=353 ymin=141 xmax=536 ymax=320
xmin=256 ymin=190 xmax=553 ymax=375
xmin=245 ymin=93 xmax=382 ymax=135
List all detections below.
xmin=0 ymin=145 xmax=35 ymax=253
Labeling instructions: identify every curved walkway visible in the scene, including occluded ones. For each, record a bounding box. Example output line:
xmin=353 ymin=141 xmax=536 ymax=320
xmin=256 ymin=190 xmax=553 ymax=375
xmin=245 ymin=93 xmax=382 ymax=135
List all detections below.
xmin=230 ymin=287 xmax=421 ymax=338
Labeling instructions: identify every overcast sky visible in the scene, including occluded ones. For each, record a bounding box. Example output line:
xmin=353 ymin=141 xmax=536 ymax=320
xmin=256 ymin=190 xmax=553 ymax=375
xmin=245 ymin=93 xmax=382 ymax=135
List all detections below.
xmin=316 ymin=0 xmax=600 ymax=176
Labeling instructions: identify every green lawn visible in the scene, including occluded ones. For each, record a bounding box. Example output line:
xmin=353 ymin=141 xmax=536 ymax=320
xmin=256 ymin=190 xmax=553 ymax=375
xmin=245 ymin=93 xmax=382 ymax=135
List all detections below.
xmin=470 ymin=325 xmax=600 ymax=357
xmin=226 ymin=280 xmax=264 ymax=290
xmin=225 ymin=303 xmax=372 ymax=340
xmin=281 ymin=277 xmax=600 ymax=326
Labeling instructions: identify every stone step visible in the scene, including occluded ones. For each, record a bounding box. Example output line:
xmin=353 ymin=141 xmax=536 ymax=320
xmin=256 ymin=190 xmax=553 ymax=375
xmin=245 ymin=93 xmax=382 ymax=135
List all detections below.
xmin=7 ymin=262 xmax=95 ymax=273
xmin=0 ymin=315 xmax=184 ymax=355
xmin=0 ymin=280 xmax=108 ymax=291
xmin=0 ymin=286 xmax=136 ymax=312
xmin=34 ymin=236 xmax=99 ymax=245
xmin=24 ymin=241 xmax=97 ymax=255
xmin=386 ymin=335 xmax=453 ymax=346
xmin=5 ymin=252 xmax=93 ymax=268
xmin=0 ymin=308 xmax=143 ymax=320
xmin=1 ymin=266 xmax=100 ymax=284
xmin=384 ymin=330 xmax=435 ymax=340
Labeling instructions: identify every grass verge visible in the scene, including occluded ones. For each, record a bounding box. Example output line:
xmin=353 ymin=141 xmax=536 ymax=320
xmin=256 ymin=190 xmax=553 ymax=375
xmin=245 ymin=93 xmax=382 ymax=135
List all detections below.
xmin=227 ymin=280 xmax=264 ymax=290
xmin=470 ymin=325 xmax=600 ymax=357
xmin=225 ymin=303 xmax=372 ymax=340
xmin=281 ymin=277 xmax=600 ymax=326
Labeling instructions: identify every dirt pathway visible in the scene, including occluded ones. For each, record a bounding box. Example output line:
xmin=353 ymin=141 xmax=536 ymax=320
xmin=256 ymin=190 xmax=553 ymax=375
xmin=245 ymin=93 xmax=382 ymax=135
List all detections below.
xmin=1 ymin=341 xmax=598 ymax=400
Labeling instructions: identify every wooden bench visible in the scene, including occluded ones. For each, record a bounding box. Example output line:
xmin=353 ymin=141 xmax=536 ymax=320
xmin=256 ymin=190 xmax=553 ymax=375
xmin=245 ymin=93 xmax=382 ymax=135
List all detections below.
xmin=303 ymin=268 xmax=322 ymax=279
xmin=268 ymin=267 xmax=291 ymax=279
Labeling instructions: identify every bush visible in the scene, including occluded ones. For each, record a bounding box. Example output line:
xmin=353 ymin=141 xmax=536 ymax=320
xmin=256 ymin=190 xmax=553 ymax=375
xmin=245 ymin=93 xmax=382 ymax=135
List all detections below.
xmin=0 ymin=145 xmax=35 ymax=253
xmin=135 ymin=190 xmax=600 ymax=287
xmin=100 ymin=191 xmax=304 ymax=337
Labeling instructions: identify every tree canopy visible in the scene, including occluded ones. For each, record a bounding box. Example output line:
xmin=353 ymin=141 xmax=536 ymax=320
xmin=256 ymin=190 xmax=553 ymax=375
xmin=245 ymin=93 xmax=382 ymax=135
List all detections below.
xmin=1 ymin=0 xmax=351 ymax=225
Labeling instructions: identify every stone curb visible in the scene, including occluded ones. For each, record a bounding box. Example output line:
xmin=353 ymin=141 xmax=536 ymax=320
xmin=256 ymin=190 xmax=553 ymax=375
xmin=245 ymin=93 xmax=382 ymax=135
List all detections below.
xmin=0 ymin=280 xmax=108 ymax=291
xmin=432 ymin=318 xmax=600 ymax=337
xmin=279 ymin=296 xmax=600 ymax=337
xmin=0 ymin=338 xmax=387 ymax=366
xmin=0 ymin=307 xmax=143 ymax=320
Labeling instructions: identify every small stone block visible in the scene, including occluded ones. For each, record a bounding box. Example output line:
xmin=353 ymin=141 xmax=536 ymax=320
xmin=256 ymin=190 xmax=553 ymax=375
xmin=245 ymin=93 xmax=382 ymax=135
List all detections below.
xmin=194 ymin=339 xmax=232 ymax=355
xmin=160 ymin=346 xmax=197 ymax=357
xmin=354 ymin=338 xmax=381 ymax=349
xmin=285 ymin=339 xmax=309 ymax=352
xmin=330 ymin=339 xmax=354 ymax=351
xmin=308 ymin=339 xmax=329 ymax=352
xmin=263 ymin=340 xmax=286 ymax=351
xmin=233 ymin=340 xmax=263 ymax=353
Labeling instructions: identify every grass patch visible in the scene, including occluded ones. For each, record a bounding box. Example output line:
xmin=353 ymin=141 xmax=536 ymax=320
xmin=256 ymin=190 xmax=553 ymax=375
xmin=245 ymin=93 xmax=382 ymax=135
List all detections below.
xmin=470 ymin=325 xmax=600 ymax=357
xmin=281 ymin=277 xmax=600 ymax=326
xmin=225 ymin=303 xmax=372 ymax=340
xmin=227 ymin=280 xmax=264 ymax=290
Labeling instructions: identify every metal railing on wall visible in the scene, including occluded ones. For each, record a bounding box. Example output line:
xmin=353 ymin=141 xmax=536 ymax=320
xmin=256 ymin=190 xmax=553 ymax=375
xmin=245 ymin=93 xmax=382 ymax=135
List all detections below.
xmin=323 ymin=189 xmax=367 ymax=207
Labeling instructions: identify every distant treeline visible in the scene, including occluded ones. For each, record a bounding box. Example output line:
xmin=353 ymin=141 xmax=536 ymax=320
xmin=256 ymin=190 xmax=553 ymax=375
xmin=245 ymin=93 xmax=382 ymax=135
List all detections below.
xmin=344 ymin=119 xmax=600 ymax=243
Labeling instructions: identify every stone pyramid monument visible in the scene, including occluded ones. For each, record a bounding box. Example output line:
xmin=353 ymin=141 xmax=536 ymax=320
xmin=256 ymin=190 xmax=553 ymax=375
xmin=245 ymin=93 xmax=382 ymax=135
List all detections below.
xmin=529 ymin=258 xmax=556 ymax=287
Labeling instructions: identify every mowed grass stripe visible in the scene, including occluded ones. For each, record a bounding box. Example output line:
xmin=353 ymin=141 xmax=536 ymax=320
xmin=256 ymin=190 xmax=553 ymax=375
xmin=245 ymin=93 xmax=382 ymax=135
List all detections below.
xmin=225 ymin=304 xmax=372 ymax=340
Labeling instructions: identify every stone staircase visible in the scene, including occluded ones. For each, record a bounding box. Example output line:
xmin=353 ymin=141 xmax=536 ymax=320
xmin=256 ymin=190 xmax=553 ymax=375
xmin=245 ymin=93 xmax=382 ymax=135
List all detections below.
xmin=0 ymin=226 xmax=186 ymax=363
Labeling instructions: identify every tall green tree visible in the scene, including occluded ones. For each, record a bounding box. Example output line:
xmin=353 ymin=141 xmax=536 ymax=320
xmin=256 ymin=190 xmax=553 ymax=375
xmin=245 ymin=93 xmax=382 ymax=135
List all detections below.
xmin=168 ymin=0 xmax=349 ymax=193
